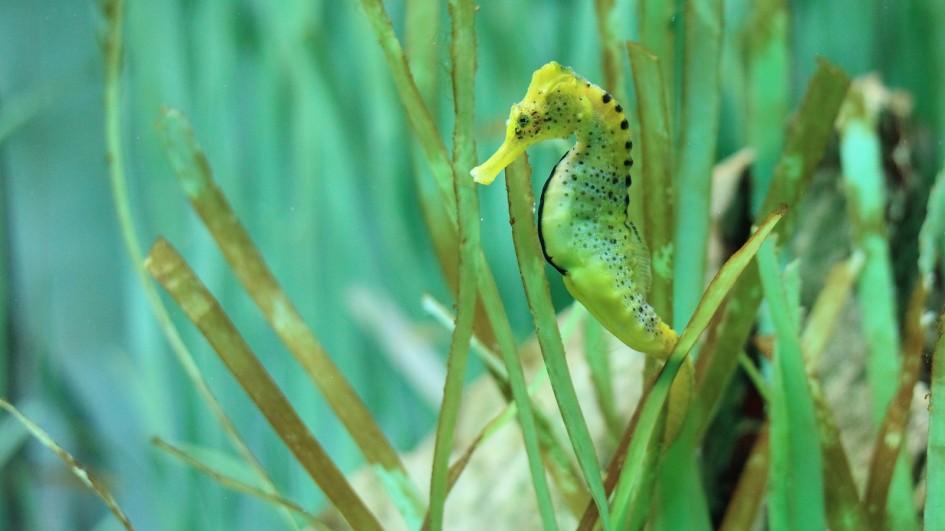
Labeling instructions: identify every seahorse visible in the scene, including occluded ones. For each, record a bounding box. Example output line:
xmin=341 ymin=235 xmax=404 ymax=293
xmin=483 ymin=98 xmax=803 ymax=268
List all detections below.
xmin=471 ymin=61 xmax=692 ymax=440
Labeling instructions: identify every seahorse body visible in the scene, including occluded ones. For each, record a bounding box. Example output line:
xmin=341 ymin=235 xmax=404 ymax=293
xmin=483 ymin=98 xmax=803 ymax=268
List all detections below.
xmin=472 ymin=62 xmax=691 ymax=437
xmin=473 ymin=61 xmax=675 ymax=357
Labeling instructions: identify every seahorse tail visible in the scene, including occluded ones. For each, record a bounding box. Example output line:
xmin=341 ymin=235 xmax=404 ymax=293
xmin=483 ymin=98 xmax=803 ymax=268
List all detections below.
xmin=657 ymin=321 xmax=678 ymax=359
xmin=651 ymin=323 xmax=691 ymax=444
xmin=663 ymin=356 xmax=694 ymax=444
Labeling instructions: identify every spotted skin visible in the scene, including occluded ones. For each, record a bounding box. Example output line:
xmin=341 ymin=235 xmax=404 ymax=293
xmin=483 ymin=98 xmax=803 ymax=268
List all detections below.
xmin=471 ymin=62 xmax=692 ymax=439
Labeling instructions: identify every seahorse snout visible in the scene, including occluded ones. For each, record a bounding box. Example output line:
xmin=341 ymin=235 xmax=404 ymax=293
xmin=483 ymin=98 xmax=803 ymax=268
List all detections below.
xmin=471 ymin=135 xmax=526 ymax=185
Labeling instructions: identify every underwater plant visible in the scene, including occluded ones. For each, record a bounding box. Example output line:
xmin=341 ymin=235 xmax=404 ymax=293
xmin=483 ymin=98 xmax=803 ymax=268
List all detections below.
xmin=1 ymin=1 xmax=944 ymax=530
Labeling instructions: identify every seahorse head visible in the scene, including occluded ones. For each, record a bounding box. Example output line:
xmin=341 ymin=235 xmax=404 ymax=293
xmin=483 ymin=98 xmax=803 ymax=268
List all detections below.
xmin=471 ymin=61 xmax=589 ymax=184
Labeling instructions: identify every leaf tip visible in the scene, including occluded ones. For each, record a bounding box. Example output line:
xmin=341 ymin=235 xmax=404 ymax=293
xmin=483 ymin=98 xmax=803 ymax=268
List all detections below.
xmin=144 ymin=237 xmax=173 ymax=277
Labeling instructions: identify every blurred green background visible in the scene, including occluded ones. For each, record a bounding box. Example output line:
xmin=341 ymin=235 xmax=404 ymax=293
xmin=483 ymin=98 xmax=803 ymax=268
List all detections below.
xmin=0 ymin=0 xmax=942 ymax=529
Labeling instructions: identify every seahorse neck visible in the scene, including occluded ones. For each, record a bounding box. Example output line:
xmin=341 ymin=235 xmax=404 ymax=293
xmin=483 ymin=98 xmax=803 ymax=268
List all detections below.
xmin=570 ymin=87 xmax=634 ymax=181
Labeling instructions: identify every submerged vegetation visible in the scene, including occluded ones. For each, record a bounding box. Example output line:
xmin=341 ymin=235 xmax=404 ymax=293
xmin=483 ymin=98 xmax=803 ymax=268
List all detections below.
xmin=1 ymin=0 xmax=945 ymax=529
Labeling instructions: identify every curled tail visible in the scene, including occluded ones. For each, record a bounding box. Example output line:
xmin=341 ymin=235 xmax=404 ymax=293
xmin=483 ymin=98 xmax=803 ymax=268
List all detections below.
xmin=647 ymin=325 xmax=692 ymax=444
xmin=664 ymin=356 xmax=694 ymax=444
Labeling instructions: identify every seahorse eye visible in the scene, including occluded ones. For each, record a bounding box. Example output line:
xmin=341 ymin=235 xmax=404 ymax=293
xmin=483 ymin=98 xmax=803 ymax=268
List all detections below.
xmin=517 ymin=115 xmax=530 ymax=127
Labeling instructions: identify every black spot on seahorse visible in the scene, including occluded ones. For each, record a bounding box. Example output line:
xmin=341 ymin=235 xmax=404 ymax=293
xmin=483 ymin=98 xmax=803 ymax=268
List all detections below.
xmin=538 ymin=150 xmax=570 ymax=275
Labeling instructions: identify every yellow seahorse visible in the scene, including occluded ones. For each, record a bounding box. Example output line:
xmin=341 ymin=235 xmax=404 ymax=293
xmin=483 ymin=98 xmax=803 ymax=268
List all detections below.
xmin=472 ymin=61 xmax=692 ymax=440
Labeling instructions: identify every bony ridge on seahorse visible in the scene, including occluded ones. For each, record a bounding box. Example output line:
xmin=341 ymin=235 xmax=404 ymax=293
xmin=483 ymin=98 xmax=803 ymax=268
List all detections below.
xmin=471 ymin=61 xmax=692 ymax=442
